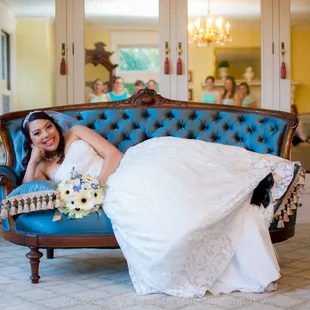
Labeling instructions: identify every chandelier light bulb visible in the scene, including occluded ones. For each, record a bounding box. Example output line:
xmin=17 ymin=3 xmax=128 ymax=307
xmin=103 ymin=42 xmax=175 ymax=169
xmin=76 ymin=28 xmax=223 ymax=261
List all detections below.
xmin=188 ymin=0 xmax=232 ymax=47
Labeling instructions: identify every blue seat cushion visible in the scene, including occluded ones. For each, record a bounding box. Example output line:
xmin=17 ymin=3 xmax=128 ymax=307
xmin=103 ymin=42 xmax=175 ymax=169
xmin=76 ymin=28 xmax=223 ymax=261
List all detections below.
xmin=14 ymin=209 xmax=114 ymax=235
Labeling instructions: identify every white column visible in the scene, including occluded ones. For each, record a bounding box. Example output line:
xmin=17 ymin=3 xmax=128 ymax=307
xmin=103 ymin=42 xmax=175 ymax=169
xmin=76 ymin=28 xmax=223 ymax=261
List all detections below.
xmin=55 ymin=0 xmax=68 ymax=106
xmin=66 ymin=0 xmax=74 ymax=106
xmin=278 ymin=0 xmax=291 ymax=112
xmin=260 ymin=0 xmax=275 ymax=110
xmin=72 ymin=0 xmax=85 ymax=105
xmin=175 ymin=0 xmax=188 ymax=101
xmin=261 ymin=0 xmax=291 ymax=112
xmin=0 ymin=1 xmax=16 ymax=113
xmin=159 ymin=0 xmax=171 ymax=99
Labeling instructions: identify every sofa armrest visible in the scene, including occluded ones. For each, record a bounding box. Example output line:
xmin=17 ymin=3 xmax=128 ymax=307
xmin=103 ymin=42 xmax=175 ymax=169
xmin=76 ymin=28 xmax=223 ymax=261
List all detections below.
xmin=0 ymin=165 xmax=18 ymax=200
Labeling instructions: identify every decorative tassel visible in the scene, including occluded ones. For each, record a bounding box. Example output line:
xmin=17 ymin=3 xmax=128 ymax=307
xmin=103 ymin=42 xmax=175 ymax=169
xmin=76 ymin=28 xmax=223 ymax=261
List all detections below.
xmin=48 ymin=194 xmax=54 ymax=209
xmin=23 ymin=199 xmax=30 ymax=213
xmin=42 ymin=196 xmax=48 ymax=210
xmin=274 ymin=209 xmax=282 ymax=217
xmin=277 ymin=216 xmax=285 ymax=229
xmin=17 ymin=200 xmax=23 ymax=214
xmin=30 ymin=198 xmax=36 ymax=212
xmin=10 ymin=205 xmax=17 ymax=216
xmin=300 ymin=177 xmax=305 ymax=185
xmin=1 ymin=207 xmax=8 ymax=219
xmin=279 ymin=204 xmax=285 ymax=211
xmin=291 ymin=201 xmax=297 ymax=210
xmin=177 ymin=58 xmax=182 ymax=75
xmin=60 ymin=57 xmax=66 ymax=75
xmin=280 ymin=62 xmax=286 ymax=79
xmin=37 ymin=196 xmax=42 ymax=210
xmin=283 ymin=211 xmax=289 ymax=223
xmin=287 ymin=207 xmax=293 ymax=216
xmin=164 ymin=57 xmax=170 ymax=75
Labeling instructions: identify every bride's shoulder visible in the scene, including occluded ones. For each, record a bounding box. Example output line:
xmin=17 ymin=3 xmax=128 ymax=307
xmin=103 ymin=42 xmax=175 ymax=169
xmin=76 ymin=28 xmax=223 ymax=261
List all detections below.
xmin=64 ymin=124 xmax=86 ymax=138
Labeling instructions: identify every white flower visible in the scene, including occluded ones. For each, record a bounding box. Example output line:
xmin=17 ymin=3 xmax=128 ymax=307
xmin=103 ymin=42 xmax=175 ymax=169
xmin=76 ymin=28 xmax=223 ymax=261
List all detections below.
xmin=89 ymin=189 xmax=104 ymax=205
xmin=81 ymin=182 xmax=92 ymax=190
xmin=58 ymin=183 xmax=74 ymax=200
xmin=74 ymin=190 xmax=96 ymax=211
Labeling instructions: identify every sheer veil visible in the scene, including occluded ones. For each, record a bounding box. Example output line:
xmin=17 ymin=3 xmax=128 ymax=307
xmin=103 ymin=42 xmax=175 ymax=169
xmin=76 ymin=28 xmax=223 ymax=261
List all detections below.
xmin=14 ymin=111 xmax=78 ymax=172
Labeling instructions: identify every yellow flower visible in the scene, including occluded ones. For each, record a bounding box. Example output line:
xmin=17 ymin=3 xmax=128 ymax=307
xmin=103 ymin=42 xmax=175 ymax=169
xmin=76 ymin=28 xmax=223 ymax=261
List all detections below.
xmin=82 ymin=174 xmax=98 ymax=184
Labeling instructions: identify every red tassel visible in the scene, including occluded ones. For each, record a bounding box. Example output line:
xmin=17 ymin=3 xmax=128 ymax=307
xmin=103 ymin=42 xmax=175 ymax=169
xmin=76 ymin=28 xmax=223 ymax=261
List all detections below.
xmin=60 ymin=57 xmax=66 ymax=75
xmin=280 ymin=61 xmax=286 ymax=79
xmin=177 ymin=58 xmax=182 ymax=75
xmin=164 ymin=56 xmax=170 ymax=75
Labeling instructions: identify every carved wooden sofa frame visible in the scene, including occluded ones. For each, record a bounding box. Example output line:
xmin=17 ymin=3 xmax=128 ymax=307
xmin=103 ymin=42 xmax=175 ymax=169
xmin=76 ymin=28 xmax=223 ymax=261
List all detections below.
xmin=0 ymin=90 xmax=302 ymax=284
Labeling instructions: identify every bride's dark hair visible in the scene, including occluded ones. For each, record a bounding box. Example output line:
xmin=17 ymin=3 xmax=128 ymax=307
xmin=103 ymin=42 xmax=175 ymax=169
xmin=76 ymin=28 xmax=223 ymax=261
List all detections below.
xmin=21 ymin=111 xmax=65 ymax=169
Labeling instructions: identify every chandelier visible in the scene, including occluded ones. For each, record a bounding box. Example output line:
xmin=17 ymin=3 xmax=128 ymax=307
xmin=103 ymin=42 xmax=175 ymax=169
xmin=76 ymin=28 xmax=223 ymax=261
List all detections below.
xmin=188 ymin=0 xmax=232 ymax=47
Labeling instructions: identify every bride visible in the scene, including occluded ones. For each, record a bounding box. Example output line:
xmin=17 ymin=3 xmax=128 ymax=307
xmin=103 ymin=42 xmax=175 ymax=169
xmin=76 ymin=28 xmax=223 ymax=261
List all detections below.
xmin=19 ymin=110 xmax=297 ymax=297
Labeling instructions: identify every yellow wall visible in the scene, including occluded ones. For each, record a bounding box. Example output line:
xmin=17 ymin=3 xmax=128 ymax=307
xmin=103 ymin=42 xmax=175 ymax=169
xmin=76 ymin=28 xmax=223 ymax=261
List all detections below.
xmin=188 ymin=28 xmax=261 ymax=101
xmin=85 ymin=23 xmax=111 ymax=84
xmin=291 ymin=28 xmax=310 ymax=114
xmin=16 ymin=20 xmax=55 ymax=110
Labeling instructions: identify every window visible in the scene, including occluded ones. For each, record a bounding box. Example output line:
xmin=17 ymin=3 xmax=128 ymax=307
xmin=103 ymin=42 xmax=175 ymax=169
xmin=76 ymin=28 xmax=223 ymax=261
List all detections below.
xmin=119 ymin=47 xmax=159 ymax=72
xmin=1 ymin=30 xmax=10 ymax=90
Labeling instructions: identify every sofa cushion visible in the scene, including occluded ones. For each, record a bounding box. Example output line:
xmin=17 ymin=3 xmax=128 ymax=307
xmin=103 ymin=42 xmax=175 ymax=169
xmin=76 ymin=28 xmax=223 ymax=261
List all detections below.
xmin=14 ymin=209 xmax=114 ymax=235
xmin=1 ymin=180 xmax=57 ymax=219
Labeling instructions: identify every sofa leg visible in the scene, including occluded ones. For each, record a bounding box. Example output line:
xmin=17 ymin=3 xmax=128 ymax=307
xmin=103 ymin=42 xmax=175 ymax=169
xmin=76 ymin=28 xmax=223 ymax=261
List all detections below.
xmin=46 ymin=248 xmax=54 ymax=259
xmin=26 ymin=247 xmax=43 ymax=284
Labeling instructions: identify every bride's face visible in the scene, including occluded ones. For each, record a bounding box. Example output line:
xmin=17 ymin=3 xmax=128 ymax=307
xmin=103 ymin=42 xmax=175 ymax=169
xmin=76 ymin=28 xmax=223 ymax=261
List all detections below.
xmin=28 ymin=119 xmax=60 ymax=153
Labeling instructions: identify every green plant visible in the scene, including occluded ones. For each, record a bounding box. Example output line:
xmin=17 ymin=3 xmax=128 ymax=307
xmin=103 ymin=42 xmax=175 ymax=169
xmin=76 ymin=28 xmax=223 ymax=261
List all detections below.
xmin=218 ymin=60 xmax=229 ymax=68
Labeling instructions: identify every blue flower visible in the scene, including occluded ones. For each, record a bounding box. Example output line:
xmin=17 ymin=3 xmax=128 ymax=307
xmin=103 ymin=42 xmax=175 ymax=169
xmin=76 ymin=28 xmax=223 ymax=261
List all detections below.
xmin=73 ymin=185 xmax=82 ymax=191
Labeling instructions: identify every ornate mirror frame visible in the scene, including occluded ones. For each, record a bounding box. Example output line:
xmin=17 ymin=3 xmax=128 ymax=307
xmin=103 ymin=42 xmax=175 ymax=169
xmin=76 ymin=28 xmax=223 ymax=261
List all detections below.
xmin=85 ymin=42 xmax=119 ymax=86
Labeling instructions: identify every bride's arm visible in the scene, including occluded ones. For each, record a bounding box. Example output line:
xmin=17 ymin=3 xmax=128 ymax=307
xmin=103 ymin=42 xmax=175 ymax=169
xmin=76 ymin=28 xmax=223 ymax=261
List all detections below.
xmin=22 ymin=146 xmax=47 ymax=183
xmin=71 ymin=125 xmax=123 ymax=185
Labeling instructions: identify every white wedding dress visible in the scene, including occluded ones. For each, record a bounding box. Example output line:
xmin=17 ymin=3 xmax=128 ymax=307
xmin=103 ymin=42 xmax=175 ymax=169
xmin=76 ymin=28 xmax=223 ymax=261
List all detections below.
xmin=55 ymin=137 xmax=298 ymax=298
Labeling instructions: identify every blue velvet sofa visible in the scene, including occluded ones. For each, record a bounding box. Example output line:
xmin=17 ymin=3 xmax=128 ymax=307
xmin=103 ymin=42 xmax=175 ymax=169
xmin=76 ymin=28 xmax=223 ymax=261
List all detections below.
xmin=0 ymin=89 xmax=304 ymax=283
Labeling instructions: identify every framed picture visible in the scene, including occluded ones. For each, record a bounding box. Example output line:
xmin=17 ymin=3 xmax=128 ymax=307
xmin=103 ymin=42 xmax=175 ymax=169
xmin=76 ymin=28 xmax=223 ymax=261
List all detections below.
xmin=188 ymin=70 xmax=192 ymax=83
xmin=188 ymin=89 xmax=193 ymax=101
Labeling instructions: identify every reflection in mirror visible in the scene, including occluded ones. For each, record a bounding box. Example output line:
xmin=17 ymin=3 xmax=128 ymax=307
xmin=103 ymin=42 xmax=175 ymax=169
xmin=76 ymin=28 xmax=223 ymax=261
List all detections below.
xmin=290 ymin=0 xmax=310 ymax=173
xmin=84 ymin=0 xmax=160 ymax=103
xmin=84 ymin=42 xmax=118 ymax=102
xmin=1 ymin=0 xmax=56 ymax=111
xmin=187 ymin=0 xmax=261 ymax=108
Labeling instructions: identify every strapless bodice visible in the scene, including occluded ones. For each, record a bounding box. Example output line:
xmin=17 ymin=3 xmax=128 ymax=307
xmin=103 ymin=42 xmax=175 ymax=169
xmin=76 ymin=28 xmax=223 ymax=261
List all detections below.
xmin=54 ymin=140 xmax=104 ymax=182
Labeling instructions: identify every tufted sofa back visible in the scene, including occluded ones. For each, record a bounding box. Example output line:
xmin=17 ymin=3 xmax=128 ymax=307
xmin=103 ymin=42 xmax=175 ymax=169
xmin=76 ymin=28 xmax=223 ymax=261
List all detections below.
xmin=0 ymin=91 xmax=298 ymax=181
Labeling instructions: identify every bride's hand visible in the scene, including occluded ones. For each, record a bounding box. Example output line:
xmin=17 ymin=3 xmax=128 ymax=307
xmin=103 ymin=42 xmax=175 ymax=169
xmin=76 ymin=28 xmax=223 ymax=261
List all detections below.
xmin=29 ymin=146 xmax=45 ymax=164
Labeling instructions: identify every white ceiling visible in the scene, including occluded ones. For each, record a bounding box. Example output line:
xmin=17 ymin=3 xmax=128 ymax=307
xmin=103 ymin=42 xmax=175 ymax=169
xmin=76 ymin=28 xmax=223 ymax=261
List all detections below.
xmin=3 ymin=0 xmax=310 ymax=25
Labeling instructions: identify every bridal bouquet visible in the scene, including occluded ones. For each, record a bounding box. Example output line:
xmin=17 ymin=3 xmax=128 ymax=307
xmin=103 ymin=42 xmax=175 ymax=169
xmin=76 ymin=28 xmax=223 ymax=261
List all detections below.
xmin=55 ymin=168 xmax=107 ymax=219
